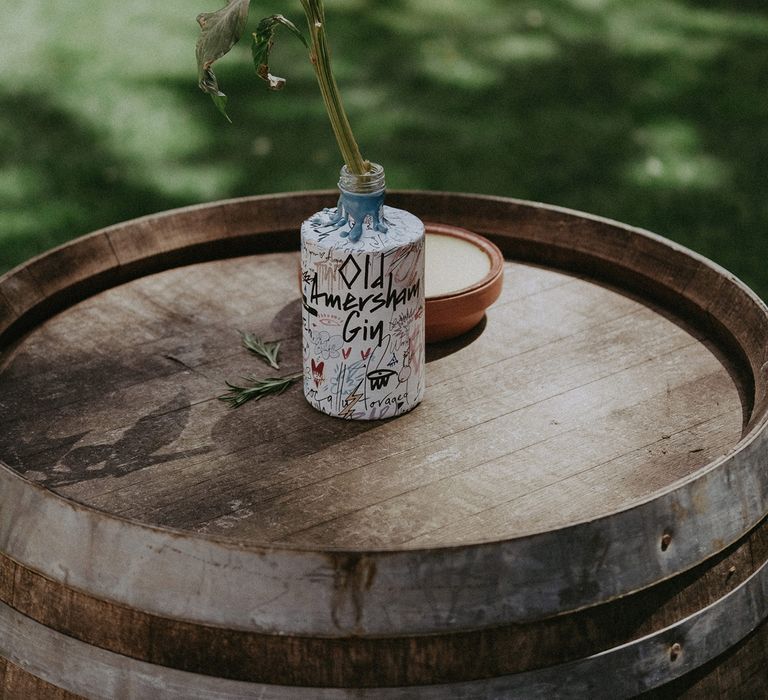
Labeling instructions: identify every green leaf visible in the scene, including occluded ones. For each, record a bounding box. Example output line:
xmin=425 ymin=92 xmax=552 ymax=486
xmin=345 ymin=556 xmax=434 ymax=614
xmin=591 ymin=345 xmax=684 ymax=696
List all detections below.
xmin=195 ymin=0 xmax=251 ymax=118
xmin=209 ymin=91 xmax=231 ymax=122
xmin=251 ymin=15 xmax=309 ymax=91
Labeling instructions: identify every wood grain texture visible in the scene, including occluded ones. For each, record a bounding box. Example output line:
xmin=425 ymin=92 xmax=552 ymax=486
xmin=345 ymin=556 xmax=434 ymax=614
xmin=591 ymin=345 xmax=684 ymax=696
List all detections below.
xmin=643 ymin=620 xmax=768 ymax=698
xmin=0 ymin=515 xmax=765 ymax=688
xmin=0 ymin=253 xmax=744 ymax=546
xmin=1 ymin=193 xmax=767 ymax=696
xmin=1 ymin=551 xmax=766 ymax=697
xmin=1 ymin=657 xmax=83 ymax=700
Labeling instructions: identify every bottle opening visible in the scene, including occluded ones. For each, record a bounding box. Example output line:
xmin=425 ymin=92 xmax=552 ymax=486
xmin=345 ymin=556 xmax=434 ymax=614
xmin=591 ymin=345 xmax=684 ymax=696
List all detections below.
xmin=339 ymin=162 xmax=386 ymax=194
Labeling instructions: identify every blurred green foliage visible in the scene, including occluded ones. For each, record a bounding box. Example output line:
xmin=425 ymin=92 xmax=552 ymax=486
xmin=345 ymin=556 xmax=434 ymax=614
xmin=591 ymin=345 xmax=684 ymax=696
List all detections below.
xmin=1 ymin=0 xmax=766 ymax=298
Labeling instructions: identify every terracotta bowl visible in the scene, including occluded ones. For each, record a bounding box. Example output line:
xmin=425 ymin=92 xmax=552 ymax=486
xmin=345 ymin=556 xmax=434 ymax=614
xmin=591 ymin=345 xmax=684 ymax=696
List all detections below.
xmin=424 ymin=223 xmax=504 ymax=343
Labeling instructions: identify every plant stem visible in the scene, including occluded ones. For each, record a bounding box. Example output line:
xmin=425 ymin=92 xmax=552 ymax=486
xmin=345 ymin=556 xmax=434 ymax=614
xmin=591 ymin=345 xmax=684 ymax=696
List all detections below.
xmin=300 ymin=0 xmax=369 ymax=175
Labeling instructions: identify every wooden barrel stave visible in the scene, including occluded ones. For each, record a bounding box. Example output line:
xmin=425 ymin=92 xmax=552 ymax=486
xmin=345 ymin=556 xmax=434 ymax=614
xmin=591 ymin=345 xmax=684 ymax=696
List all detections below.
xmin=1 ymin=555 xmax=766 ymax=697
xmin=0 ymin=657 xmax=84 ymax=700
xmin=642 ymin=621 xmax=768 ymax=698
xmin=1 ymin=192 xmax=767 ymax=696
xmin=0 ymin=514 xmax=765 ymax=690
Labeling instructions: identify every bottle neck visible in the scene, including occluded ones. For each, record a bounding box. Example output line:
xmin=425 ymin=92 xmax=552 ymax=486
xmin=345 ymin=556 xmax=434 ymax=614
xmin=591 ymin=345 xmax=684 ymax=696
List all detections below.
xmin=338 ymin=162 xmax=386 ymax=194
xmin=332 ymin=162 xmax=388 ymax=242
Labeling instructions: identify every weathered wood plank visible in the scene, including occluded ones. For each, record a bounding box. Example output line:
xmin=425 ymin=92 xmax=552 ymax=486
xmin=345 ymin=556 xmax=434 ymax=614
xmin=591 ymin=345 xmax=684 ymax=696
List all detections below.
xmin=0 ymin=266 xmax=44 ymax=321
xmin=643 ymin=621 xmax=768 ymax=698
xmin=288 ymin=391 xmax=737 ymax=548
xmin=0 ymin=253 xmax=742 ymax=546
xmin=0 ymin=515 xmax=763 ymax=688
xmin=246 ymin=357 xmax=730 ymax=546
xmin=1 ymin=657 xmax=82 ymax=700
xmin=1 ymin=549 xmax=766 ymax=696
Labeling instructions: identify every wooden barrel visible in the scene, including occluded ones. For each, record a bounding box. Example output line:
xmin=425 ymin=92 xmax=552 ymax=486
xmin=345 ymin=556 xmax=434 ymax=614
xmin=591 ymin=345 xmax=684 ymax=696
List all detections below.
xmin=1 ymin=192 xmax=767 ymax=698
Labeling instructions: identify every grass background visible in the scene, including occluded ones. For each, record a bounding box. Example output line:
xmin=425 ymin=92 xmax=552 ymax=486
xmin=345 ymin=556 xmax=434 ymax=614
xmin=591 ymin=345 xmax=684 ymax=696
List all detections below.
xmin=1 ymin=0 xmax=766 ymax=298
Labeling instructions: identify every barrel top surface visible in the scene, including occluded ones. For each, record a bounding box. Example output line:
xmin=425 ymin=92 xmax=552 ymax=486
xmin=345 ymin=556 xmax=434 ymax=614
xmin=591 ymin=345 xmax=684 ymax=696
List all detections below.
xmin=0 ymin=215 xmax=748 ymax=551
xmin=1 ymin=192 xmax=767 ymax=634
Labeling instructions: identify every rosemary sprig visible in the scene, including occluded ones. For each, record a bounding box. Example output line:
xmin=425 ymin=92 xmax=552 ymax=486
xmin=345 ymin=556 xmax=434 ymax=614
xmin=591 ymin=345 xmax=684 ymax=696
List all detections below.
xmin=219 ymin=372 xmax=302 ymax=408
xmin=240 ymin=331 xmax=281 ymax=369
xmin=220 ymin=333 xmax=300 ymax=408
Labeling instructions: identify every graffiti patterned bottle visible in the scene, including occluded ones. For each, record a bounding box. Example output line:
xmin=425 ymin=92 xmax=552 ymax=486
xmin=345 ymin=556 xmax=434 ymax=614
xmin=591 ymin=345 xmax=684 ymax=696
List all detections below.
xmin=301 ymin=163 xmax=425 ymax=420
